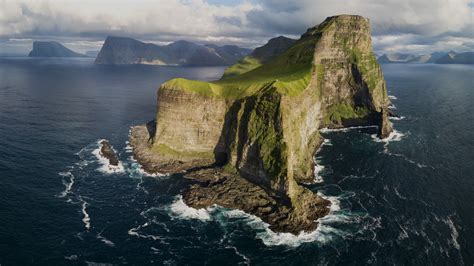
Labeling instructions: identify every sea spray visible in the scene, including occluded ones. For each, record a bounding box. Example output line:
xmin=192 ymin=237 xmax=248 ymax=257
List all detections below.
xmin=163 ymin=193 xmax=354 ymax=248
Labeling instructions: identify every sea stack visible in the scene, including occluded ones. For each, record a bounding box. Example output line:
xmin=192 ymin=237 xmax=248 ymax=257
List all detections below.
xmin=130 ymin=15 xmax=392 ymax=233
xmin=99 ymin=140 xmax=119 ymax=166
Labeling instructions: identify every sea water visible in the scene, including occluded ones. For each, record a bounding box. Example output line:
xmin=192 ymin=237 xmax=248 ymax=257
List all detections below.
xmin=0 ymin=58 xmax=472 ymax=264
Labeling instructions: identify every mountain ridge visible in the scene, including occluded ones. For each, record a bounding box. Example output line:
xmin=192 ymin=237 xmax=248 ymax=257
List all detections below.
xmin=95 ymin=36 xmax=251 ymax=66
xmin=378 ymin=51 xmax=474 ymax=64
xmin=28 ymin=41 xmax=86 ymax=58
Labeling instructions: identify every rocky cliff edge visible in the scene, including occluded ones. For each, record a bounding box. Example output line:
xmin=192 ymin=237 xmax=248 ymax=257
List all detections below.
xmin=130 ymin=15 xmax=392 ymax=234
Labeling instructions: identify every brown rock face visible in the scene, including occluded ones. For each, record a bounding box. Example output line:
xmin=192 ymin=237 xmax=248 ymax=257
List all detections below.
xmin=99 ymin=140 xmax=119 ymax=166
xmin=130 ymin=15 xmax=392 ymax=234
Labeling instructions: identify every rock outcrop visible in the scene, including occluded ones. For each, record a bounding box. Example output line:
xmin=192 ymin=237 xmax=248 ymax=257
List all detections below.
xmin=99 ymin=140 xmax=119 ymax=166
xmin=130 ymin=15 xmax=392 ymax=234
xmin=95 ymin=37 xmax=251 ymax=66
xmin=28 ymin=41 xmax=86 ymax=57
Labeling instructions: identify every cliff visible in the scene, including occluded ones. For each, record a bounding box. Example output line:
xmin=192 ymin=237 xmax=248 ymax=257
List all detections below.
xmin=95 ymin=37 xmax=250 ymax=66
xmin=130 ymin=15 xmax=392 ymax=233
xmin=28 ymin=41 xmax=86 ymax=57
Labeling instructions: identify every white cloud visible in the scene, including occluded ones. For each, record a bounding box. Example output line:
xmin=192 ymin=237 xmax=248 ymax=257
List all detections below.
xmin=0 ymin=0 xmax=472 ymax=54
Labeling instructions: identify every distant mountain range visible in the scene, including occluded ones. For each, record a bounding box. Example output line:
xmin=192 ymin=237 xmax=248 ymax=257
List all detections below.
xmin=28 ymin=41 xmax=87 ymax=58
xmin=378 ymin=51 xmax=474 ymax=64
xmin=94 ymin=36 xmax=251 ymax=66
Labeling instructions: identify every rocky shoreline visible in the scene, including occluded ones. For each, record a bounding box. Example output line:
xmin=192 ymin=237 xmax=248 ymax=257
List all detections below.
xmin=129 ymin=124 xmax=330 ymax=234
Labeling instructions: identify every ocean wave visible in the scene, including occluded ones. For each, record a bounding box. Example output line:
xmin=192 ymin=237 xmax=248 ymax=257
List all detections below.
xmin=162 ymin=192 xmax=357 ymax=248
xmin=393 ymin=186 xmax=408 ymax=200
xmin=64 ymin=255 xmax=78 ymax=261
xmin=58 ymin=171 xmax=75 ymax=198
xmin=221 ymin=193 xmax=347 ymax=247
xmin=312 ymin=139 xmax=331 ymax=183
xmin=92 ymin=139 xmax=125 ymax=174
xmin=442 ymin=216 xmax=460 ymax=251
xmin=388 ymin=95 xmax=398 ymax=100
xmin=168 ymin=195 xmax=212 ymax=221
xmin=124 ymin=141 xmax=168 ymax=179
xmin=385 ymin=151 xmax=430 ymax=169
xmin=389 ymin=116 xmax=405 ymax=121
xmin=371 ymin=129 xmax=405 ymax=143
xmin=127 ymin=222 xmax=161 ymax=241
xmin=79 ymin=197 xmax=91 ymax=230
xmin=227 ymin=245 xmax=250 ymax=265
xmin=97 ymin=232 xmax=115 ymax=247
xmin=313 ymin=163 xmax=325 ymax=183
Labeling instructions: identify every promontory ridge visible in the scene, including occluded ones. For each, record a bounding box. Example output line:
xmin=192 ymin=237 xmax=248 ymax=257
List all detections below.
xmin=130 ymin=15 xmax=393 ymax=233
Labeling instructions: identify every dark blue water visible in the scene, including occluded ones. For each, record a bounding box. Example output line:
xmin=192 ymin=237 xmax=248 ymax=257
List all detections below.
xmin=0 ymin=58 xmax=472 ymax=265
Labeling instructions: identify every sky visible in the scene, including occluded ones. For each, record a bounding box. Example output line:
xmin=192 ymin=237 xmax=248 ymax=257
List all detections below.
xmin=0 ymin=0 xmax=473 ymax=55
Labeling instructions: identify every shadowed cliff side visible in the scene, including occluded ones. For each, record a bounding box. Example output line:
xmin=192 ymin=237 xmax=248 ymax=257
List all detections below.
xmin=130 ymin=15 xmax=392 ymax=234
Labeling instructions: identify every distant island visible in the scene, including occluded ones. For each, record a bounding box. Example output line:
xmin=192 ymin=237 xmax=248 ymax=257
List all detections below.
xmin=28 ymin=41 xmax=87 ymax=58
xmin=378 ymin=51 xmax=474 ymax=64
xmin=94 ymin=36 xmax=251 ymax=66
xmin=129 ymin=15 xmax=393 ymax=234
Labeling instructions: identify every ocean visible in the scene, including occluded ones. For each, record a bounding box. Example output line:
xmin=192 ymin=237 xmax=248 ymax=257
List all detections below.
xmin=0 ymin=57 xmax=472 ymax=265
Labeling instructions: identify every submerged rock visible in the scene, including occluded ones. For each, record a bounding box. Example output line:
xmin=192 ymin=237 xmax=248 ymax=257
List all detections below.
xmin=99 ymin=140 xmax=119 ymax=166
xmin=130 ymin=15 xmax=392 ymax=234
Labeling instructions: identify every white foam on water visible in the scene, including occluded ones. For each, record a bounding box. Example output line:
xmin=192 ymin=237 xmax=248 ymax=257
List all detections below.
xmin=216 ymin=207 xmax=325 ymax=247
xmin=320 ymin=125 xmax=378 ymax=133
xmin=168 ymin=195 xmax=212 ymax=221
xmin=227 ymin=245 xmax=250 ymax=265
xmin=313 ymin=163 xmax=325 ymax=183
xmin=58 ymin=171 xmax=75 ymax=198
xmin=323 ymin=138 xmax=332 ymax=146
xmin=384 ymin=151 xmax=430 ymax=169
xmin=79 ymin=198 xmax=91 ymax=230
xmin=126 ymin=156 xmax=167 ymax=178
xmin=393 ymin=186 xmax=408 ymax=200
xmin=310 ymin=138 xmax=332 ymax=184
xmin=209 ymin=193 xmax=349 ymax=248
xmin=371 ymin=129 xmax=405 ymax=144
xmin=389 ymin=116 xmax=405 ymax=121
xmin=64 ymin=255 xmax=78 ymax=261
xmin=388 ymin=95 xmax=398 ymax=100
xmin=127 ymin=222 xmax=161 ymax=241
xmin=445 ymin=217 xmax=460 ymax=250
xmin=388 ymin=104 xmax=397 ymax=110
xmin=92 ymin=139 xmax=125 ymax=174
xmin=97 ymin=232 xmax=115 ymax=247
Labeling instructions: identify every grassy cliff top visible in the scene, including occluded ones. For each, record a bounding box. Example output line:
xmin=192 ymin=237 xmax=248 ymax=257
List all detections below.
xmin=162 ymin=15 xmax=370 ymax=99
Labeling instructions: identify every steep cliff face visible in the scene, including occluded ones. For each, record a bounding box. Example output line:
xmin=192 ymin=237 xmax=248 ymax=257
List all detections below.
xmin=131 ymin=15 xmax=392 ymax=233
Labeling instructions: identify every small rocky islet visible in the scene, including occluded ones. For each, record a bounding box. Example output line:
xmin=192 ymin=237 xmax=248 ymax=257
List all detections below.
xmin=99 ymin=140 xmax=120 ymax=167
xmin=130 ymin=15 xmax=393 ymax=234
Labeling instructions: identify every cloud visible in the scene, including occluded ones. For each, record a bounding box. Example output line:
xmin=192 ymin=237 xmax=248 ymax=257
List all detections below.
xmin=0 ymin=0 xmax=472 ymax=54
